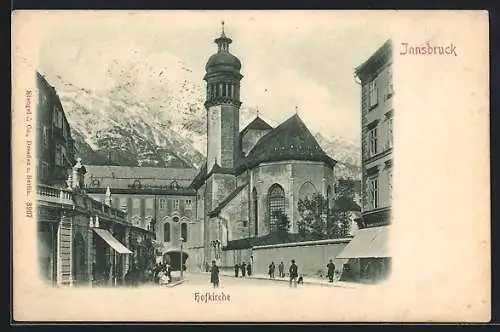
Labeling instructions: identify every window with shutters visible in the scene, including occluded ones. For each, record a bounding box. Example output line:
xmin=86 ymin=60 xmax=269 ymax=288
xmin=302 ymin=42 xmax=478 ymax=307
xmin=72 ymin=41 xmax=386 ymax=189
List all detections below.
xmin=173 ymin=199 xmax=180 ymax=210
xmin=159 ymin=199 xmax=166 ymax=210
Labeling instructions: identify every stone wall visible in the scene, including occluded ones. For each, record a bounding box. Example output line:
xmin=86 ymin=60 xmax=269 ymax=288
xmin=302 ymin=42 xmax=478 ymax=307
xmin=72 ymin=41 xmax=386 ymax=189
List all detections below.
xmin=251 ymin=239 xmax=350 ymax=278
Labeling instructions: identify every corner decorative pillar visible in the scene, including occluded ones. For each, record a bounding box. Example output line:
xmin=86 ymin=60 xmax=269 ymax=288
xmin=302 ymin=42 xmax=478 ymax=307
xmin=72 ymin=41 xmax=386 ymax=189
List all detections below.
xmin=57 ymin=211 xmax=73 ymax=286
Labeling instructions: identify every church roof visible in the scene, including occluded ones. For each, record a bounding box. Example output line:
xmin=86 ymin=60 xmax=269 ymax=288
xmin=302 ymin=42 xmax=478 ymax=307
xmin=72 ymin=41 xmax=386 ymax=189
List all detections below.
xmin=237 ymin=114 xmax=337 ymax=171
xmin=207 ymin=183 xmax=248 ymax=217
xmin=85 ymin=165 xmax=197 ymax=189
xmin=240 ymin=116 xmax=273 ymax=136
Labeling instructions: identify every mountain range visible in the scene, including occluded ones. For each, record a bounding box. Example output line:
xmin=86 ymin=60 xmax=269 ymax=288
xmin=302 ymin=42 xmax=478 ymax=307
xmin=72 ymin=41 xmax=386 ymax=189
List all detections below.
xmin=40 ymin=55 xmax=361 ymax=180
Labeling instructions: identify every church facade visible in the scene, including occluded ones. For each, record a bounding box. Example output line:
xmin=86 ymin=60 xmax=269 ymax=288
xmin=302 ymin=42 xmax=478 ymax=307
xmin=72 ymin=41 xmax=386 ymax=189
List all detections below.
xmin=189 ymin=24 xmax=338 ymax=269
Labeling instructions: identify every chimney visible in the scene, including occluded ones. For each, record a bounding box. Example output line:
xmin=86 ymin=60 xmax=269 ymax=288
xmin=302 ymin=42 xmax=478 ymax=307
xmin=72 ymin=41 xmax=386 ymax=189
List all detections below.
xmin=72 ymin=158 xmax=87 ymax=190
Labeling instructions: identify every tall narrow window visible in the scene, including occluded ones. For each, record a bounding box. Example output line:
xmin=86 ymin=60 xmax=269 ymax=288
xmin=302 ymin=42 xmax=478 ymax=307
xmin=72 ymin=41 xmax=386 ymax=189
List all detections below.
xmin=268 ymin=184 xmax=285 ymax=233
xmin=368 ymin=80 xmax=378 ymax=108
xmin=181 ymin=223 xmax=187 ymax=242
xmin=367 ymin=176 xmax=379 ymax=210
xmin=327 ymin=185 xmax=332 ymax=209
xmin=173 ymin=199 xmax=180 ymax=210
xmin=368 ymin=127 xmax=378 ymax=157
xmin=159 ymin=199 xmax=166 ymax=210
xmin=163 ymin=223 xmax=171 ymax=242
xmin=387 ymin=118 xmax=393 ymax=149
xmin=386 ymin=66 xmax=394 ymax=97
xmin=387 ymin=170 xmax=393 ymax=201
xmin=253 ymin=188 xmax=258 ymax=236
xmin=42 ymin=126 xmax=48 ymax=146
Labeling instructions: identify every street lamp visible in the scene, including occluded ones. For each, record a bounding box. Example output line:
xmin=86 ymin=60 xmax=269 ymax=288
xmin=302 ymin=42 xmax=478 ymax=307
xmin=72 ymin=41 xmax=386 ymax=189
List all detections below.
xmin=180 ymin=236 xmax=184 ymax=280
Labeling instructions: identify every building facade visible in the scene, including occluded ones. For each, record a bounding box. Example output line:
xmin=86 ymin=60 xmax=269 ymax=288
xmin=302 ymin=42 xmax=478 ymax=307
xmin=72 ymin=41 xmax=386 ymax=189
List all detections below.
xmin=84 ymin=166 xmax=200 ymax=262
xmin=36 ymin=72 xmax=75 ymax=187
xmin=336 ymin=40 xmax=393 ymax=283
xmin=36 ymin=73 xmax=151 ymax=287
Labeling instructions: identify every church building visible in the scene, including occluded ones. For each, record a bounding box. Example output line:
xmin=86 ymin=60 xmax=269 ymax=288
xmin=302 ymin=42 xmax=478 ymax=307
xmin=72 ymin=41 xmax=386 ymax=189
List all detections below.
xmin=189 ymin=23 xmax=338 ymax=269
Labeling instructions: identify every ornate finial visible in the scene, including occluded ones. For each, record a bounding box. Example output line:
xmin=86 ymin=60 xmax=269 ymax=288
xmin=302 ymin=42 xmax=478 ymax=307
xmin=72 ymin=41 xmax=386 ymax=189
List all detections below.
xmin=256 ymin=107 xmax=259 ymax=117
xmin=221 ymin=20 xmax=225 ymax=36
xmin=295 ymin=105 xmax=299 ymax=115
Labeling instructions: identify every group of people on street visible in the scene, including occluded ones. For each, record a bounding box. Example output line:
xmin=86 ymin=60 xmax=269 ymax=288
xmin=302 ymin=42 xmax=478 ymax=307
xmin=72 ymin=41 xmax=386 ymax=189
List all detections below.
xmin=234 ymin=262 xmax=252 ymax=277
xmin=206 ymin=258 xmax=338 ymax=289
xmin=152 ymin=262 xmax=172 ymax=285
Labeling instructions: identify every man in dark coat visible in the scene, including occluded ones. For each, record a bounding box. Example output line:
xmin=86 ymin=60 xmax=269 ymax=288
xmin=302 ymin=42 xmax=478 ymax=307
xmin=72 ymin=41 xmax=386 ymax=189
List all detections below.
xmin=278 ymin=261 xmax=285 ymax=278
xmin=240 ymin=262 xmax=247 ymax=277
xmin=210 ymin=260 xmax=220 ymax=288
xmin=246 ymin=263 xmax=252 ymax=276
xmin=289 ymin=259 xmax=298 ymax=288
xmin=234 ymin=263 xmax=239 ymax=277
xmin=327 ymin=259 xmax=336 ymax=283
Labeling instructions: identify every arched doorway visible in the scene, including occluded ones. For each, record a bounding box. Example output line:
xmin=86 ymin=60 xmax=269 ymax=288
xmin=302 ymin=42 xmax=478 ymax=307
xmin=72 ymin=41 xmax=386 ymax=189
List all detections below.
xmin=252 ymin=188 xmax=258 ymax=236
xmin=72 ymin=232 xmax=86 ymax=286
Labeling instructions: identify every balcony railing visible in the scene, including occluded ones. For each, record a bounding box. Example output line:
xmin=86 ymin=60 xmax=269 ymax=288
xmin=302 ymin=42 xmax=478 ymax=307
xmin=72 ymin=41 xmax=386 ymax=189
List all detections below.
xmin=37 ymin=184 xmax=74 ymax=206
xmin=37 ymin=184 xmax=127 ymax=220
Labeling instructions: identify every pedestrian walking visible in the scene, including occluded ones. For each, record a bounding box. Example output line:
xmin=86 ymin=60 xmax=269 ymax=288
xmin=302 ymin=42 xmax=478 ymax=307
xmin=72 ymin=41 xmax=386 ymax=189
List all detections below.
xmin=234 ymin=263 xmax=239 ymax=277
xmin=210 ymin=260 xmax=220 ymax=288
xmin=289 ymin=259 xmax=298 ymax=288
xmin=278 ymin=261 xmax=285 ymax=278
xmin=327 ymin=259 xmax=336 ymax=283
xmin=268 ymin=262 xmax=276 ymax=279
xmin=246 ymin=262 xmax=252 ymax=276
xmin=241 ymin=262 xmax=247 ymax=277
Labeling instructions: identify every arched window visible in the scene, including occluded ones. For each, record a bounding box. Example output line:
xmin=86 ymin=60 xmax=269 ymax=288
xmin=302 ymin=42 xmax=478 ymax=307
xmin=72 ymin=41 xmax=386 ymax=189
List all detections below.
xmin=299 ymin=181 xmax=318 ymax=200
xmin=181 ymin=223 xmax=188 ymax=242
xmin=253 ymin=188 xmax=258 ymax=236
xmin=164 ymin=223 xmax=170 ymax=242
xmin=268 ymin=184 xmax=286 ymax=233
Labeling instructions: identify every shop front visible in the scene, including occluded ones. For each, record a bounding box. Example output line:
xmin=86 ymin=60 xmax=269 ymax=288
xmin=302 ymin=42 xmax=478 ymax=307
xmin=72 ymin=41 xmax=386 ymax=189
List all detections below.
xmin=92 ymin=227 xmax=132 ymax=287
xmin=336 ymin=225 xmax=391 ymax=283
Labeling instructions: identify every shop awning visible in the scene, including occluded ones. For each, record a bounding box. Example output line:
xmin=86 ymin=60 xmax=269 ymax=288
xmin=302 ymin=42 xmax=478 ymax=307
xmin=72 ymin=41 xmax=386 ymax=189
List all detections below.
xmin=336 ymin=226 xmax=390 ymax=259
xmin=93 ymin=228 xmax=133 ymax=254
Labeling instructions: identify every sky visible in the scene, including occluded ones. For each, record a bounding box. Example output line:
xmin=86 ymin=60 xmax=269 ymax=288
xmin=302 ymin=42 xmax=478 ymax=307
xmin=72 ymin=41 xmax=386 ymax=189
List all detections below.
xmin=36 ymin=11 xmax=392 ymax=144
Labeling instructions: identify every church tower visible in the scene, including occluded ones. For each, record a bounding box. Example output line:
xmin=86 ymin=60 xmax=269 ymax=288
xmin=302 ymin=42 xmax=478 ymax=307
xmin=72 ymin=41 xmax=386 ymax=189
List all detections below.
xmin=204 ymin=22 xmax=243 ymax=172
